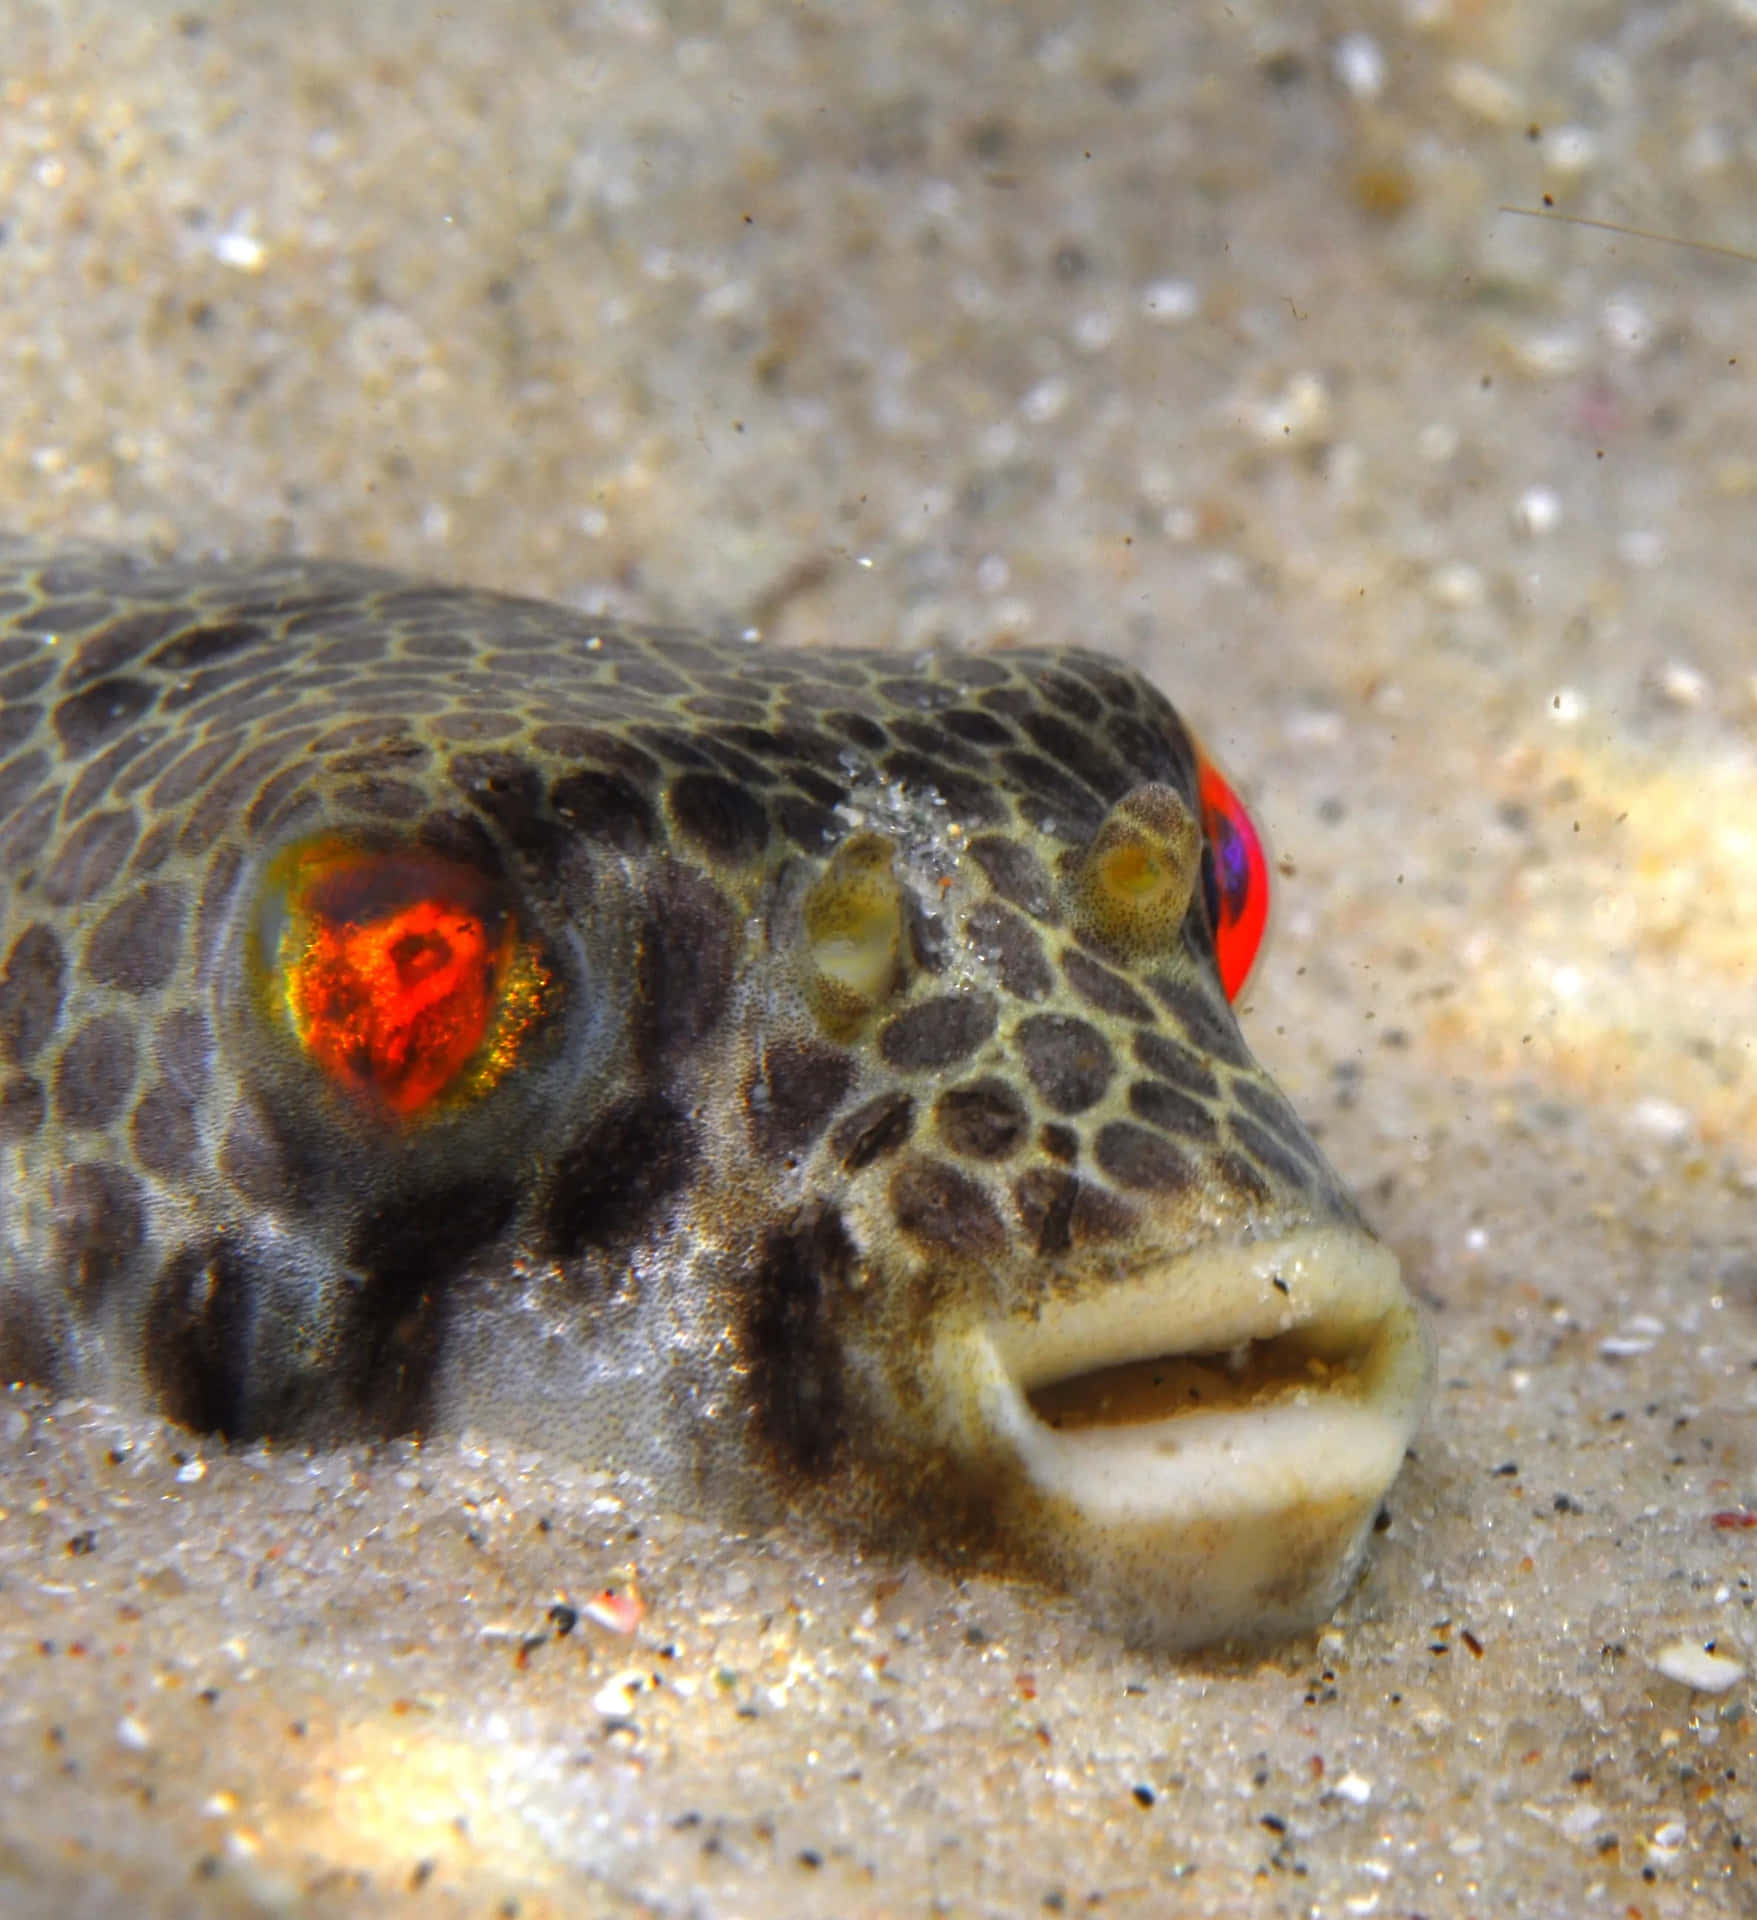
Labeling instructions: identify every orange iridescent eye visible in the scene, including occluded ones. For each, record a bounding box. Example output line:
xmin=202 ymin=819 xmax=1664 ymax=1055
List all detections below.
xmin=1195 ymin=752 xmax=1269 ymax=1002
xmin=264 ymin=840 xmax=548 ymax=1119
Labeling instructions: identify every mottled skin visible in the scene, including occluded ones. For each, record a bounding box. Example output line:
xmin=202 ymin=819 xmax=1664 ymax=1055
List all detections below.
xmin=0 ymin=541 xmax=1425 ymax=1646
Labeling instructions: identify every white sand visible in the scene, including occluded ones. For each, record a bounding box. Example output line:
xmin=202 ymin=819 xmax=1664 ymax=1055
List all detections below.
xmin=2 ymin=3 xmax=1754 ymax=1912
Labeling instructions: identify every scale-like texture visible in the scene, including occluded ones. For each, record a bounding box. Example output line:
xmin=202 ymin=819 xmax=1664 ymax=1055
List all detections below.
xmin=0 ymin=543 xmax=1418 ymax=1640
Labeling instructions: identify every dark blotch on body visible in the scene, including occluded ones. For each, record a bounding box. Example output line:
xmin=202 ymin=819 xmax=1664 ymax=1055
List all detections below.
xmin=1015 ymin=1013 xmax=1113 ymax=1113
xmin=132 ymin=1081 xmax=199 ymax=1181
xmin=52 ymin=676 xmax=156 ymax=757
xmin=547 ymin=1094 xmax=698 ymax=1259
xmin=891 ymin=1157 xmax=1006 ymax=1257
xmin=41 ymin=808 xmax=138 ymax=907
xmin=829 ymin=1090 xmax=914 ymax=1171
xmin=449 ymin=751 xmax=560 ymax=859
xmin=64 ymin=608 xmax=184 ymax=678
xmin=54 ymin=1014 xmax=137 ymax=1130
xmin=1214 ymin=1150 xmax=1272 ymax=1208
xmin=84 ymin=883 xmax=188 ymax=995
xmin=1128 ymin=1078 xmax=1217 ymax=1144
xmin=880 ymin=751 xmax=1009 ymax=827
xmin=1095 ymin=1121 xmax=1194 ymax=1194
xmin=638 ymin=865 xmax=737 ymax=1063
xmin=668 ymin=771 xmax=769 ymax=863
xmin=1146 ymin=972 xmax=1251 ymax=1067
xmin=1061 ymin=948 xmax=1155 ymax=1024
xmin=217 ymin=1104 xmax=295 ymax=1209
xmin=550 ymin=768 xmax=656 ymax=852
xmin=345 ymin=1177 xmax=520 ymax=1428
xmin=748 ymin=1041 xmax=856 ymax=1160
xmin=146 ymin=621 xmax=264 ymax=673
xmin=999 ymin=750 xmax=1105 ymax=842
xmin=1231 ymin=1077 xmax=1321 ymax=1164
xmin=742 ymin=1205 xmax=854 ymax=1477
xmin=879 ymin=992 xmax=997 ymax=1072
xmin=935 ymin=1077 xmax=1030 ymax=1161
xmin=0 ymin=1072 xmax=45 ymax=1138
xmin=967 ymin=834 xmax=1055 ymax=919
xmin=1231 ymin=1114 xmax=1318 ymax=1193
xmin=1132 ymin=1028 xmax=1219 ymax=1100
xmin=50 ymin=1161 xmax=145 ymax=1303
xmin=0 ymin=924 xmax=66 ymax=1065
xmin=1020 ymin=710 xmax=1128 ymax=804
xmin=965 ymin=903 xmax=1054 ymax=1001
xmin=142 ymin=1241 xmax=259 ymax=1436
xmin=64 ymin=729 xmax=160 ymax=825
xmin=1013 ymin=1167 xmax=1135 ymax=1256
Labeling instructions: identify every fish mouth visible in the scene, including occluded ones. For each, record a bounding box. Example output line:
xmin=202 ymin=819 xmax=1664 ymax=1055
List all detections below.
xmin=930 ymin=1225 xmax=1431 ymax=1651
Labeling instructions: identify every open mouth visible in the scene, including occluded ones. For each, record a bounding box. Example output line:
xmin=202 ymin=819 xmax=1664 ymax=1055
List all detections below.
xmin=929 ymin=1223 xmax=1431 ymax=1648
xmin=1025 ymin=1329 xmax=1368 ymax=1430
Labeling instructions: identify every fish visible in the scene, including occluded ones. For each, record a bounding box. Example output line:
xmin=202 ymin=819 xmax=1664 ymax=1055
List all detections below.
xmin=0 ymin=539 xmax=1430 ymax=1650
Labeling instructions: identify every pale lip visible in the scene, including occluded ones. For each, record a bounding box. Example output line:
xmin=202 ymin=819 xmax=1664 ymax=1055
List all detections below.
xmin=929 ymin=1224 xmax=1432 ymax=1651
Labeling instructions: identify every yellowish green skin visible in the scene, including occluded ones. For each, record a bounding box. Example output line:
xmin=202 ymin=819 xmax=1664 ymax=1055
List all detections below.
xmin=0 ymin=540 xmax=1430 ymax=1650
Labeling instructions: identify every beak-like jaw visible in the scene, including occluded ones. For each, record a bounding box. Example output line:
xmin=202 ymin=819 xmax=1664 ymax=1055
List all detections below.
xmin=928 ymin=1226 xmax=1431 ymax=1651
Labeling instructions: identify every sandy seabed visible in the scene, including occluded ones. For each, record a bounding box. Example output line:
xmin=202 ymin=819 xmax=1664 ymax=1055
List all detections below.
xmin=2 ymin=3 xmax=1755 ymax=1914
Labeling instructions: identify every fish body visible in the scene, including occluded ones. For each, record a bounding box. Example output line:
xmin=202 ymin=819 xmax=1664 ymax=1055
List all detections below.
xmin=0 ymin=542 xmax=1428 ymax=1648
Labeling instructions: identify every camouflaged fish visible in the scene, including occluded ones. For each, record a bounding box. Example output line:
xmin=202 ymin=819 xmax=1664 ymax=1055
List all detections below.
xmin=0 ymin=541 xmax=1430 ymax=1649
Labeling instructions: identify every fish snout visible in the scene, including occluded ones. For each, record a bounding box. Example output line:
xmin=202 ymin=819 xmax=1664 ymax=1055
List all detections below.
xmin=926 ymin=1222 xmax=1430 ymax=1650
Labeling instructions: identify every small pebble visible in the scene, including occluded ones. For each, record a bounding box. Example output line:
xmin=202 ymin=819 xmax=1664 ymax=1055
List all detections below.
xmin=1334 ymin=1771 xmax=1373 ymax=1805
xmin=1601 ymin=296 xmax=1651 ymax=355
xmin=212 ymin=229 xmax=267 ymax=273
xmin=1242 ymin=372 xmax=1330 ymax=447
xmin=116 ymin=1716 xmax=151 ymax=1751
xmin=1657 ymin=660 xmax=1708 ymax=709
xmin=1628 ymin=1097 xmax=1692 ymax=1144
xmin=1019 ymin=377 xmax=1069 ymax=424
xmin=1332 ymin=33 xmax=1386 ymax=101
xmin=1427 ymin=561 xmax=1485 ymax=610
xmin=1512 ymin=486 xmax=1561 ymax=537
xmin=592 ymin=1668 xmax=657 ymax=1718
xmin=1508 ymin=328 xmax=1586 ymax=377
xmin=1072 ymin=308 xmax=1117 ymax=354
xmin=1653 ymin=1642 xmax=1745 ymax=1693
xmin=1684 ymin=123 xmax=1733 ymax=177
xmin=1141 ymin=278 xmax=1199 ymax=324
xmin=582 ymin=1586 xmax=646 ymax=1634
xmin=1543 ymin=126 xmax=1599 ymax=176
xmin=1445 ymin=61 xmax=1519 ymax=126
xmin=1558 ymin=1802 xmax=1604 ymax=1841
xmin=1417 ymin=422 xmax=1458 ymax=463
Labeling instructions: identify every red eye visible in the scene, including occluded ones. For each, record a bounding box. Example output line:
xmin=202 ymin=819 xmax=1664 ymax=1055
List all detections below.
xmin=264 ymin=839 xmax=549 ymax=1119
xmin=1195 ymin=752 xmax=1269 ymax=1002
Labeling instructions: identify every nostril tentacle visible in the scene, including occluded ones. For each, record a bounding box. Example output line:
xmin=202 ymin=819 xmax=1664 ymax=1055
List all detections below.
xmin=1067 ymin=782 xmax=1202 ymax=958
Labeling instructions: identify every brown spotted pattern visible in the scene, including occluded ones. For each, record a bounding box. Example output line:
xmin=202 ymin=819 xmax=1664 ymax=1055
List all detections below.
xmin=0 ymin=540 xmax=1362 ymax=1549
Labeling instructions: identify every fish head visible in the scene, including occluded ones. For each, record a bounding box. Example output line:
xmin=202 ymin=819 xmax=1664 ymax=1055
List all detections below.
xmin=0 ymin=552 xmax=1429 ymax=1650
